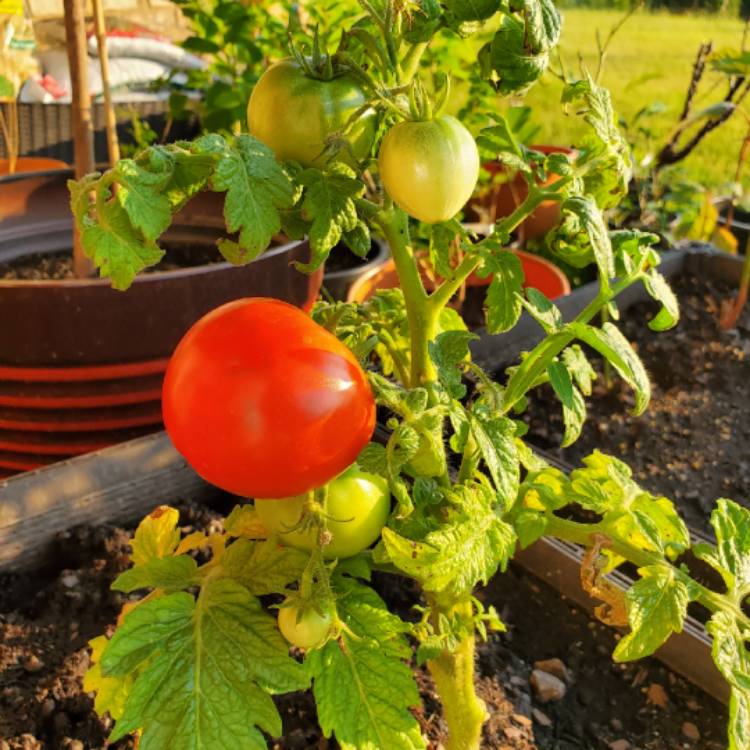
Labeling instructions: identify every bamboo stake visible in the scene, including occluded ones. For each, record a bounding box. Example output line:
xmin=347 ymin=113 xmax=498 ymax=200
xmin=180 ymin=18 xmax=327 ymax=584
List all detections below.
xmin=63 ymin=0 xmax=94 ymax=278
xmin=92 ymin=0 xmax=119 ymax=165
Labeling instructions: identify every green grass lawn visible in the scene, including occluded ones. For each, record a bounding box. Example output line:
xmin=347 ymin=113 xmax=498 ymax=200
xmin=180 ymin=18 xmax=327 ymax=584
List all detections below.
xmin=517 ymin=8 xmax=748 ymax=188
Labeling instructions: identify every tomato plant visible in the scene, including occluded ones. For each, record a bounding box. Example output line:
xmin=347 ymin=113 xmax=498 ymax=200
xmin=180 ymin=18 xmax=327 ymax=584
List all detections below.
xmin=255 ymin=463 xmax=390 ymax=558
xmin=71 ymin=3 xmax=750 ymax=750
xmin=278 ymin=604 xmax=332 ymax=649
xmin=162 ymin=297 xmax=376 ymax=498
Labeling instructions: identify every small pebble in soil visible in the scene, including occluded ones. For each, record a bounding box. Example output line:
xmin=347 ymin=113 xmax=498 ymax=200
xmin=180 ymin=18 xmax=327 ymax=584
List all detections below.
xmin=608 ymin=741 xmax=630 ymax=750
xmin=533 ymin=657 xmax=572 ymax=684
xmin=681 ymin=721 xmax=701 ymax=742
xmin=530 ymin=669 xmax=566 ymax=703
xmin=532 ymin=707 xmax=553 ymax=727
xmin=21 ymin=654 xmax=44 ymax=673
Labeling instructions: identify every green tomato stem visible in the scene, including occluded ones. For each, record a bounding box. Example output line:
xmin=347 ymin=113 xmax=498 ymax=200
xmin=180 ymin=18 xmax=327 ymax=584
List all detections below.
xmin=427 ymin=599 xmax=487 ymax=750
xmin=375 ymin=207 xmax=439 ymax=386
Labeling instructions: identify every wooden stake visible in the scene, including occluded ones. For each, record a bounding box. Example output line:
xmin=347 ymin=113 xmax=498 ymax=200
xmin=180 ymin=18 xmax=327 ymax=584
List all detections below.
xmin=63 ymin=0 xmax=95 ymax=278
xmin=92 ymin=0 xmax=120 ymax=165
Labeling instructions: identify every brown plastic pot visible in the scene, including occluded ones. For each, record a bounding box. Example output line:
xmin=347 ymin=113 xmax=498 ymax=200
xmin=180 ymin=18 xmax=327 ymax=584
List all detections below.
xmin=466 ymin=146 xmax=575 ymax=242
xmin=347 ymin=250 xmax=570 ymax=304
xmin=0 ymin=198 xmax=322 ymax=474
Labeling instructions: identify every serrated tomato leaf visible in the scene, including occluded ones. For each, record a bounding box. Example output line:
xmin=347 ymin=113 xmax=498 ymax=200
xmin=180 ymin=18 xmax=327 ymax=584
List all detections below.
xmin=103 ymin=579 xmax=308 ymax=750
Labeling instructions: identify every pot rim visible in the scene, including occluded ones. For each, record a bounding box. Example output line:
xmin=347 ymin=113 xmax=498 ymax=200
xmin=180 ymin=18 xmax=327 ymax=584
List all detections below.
xmin=347 ymin=248 xmax=571 ymax=302
xmin=0 ymin=162 xmax=73 ymax=185
xmin=323 ymin=238 xmax=390 ymax=281
xmin=0 ymin=235 xmax=309 ymax=289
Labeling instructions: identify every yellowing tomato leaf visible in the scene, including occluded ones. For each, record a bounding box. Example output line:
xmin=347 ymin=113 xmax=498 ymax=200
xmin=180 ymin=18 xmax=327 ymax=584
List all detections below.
xmin=382 ymin=484 xmax=516 ymax=597
xmin=224 ymin=505 xmax=269 ymax=539
xmin=130 ymin=506 xmax=181 ymax=566
xmin=613 ymin=565 xmax=693 ymax=662
xmin=706 ymin=611 xmax=750 ymax=750
xmin=83 ymin=636 xmax=133 ymax=721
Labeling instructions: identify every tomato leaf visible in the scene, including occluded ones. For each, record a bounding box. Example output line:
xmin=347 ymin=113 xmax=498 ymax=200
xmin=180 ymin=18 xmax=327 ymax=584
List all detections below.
xmin=112 ymin=555 xmax=199 ymax=593
xmin=429 ymin=330 xmax=477 ymax=399
xmin=382 ymin=483 xmax=516 ymax=597
xmin=561 ymin=75 xmax=631 ymax=209
xmin=112 ymin=158 xmax=173 ymax=241
xmin=643 ymin=269 xmax=680 ymax=332
xmin=224 ymin=505 xmax=268 ymax=539
xmin=83 ymin=636 xmax=134 ymax=721
xmin=547 ymin=360 xmax=586 ymax=447
xmin=296 ymin=164 xmax=364 ymax=271
xmin=567 ymin=322 xmax=650 ymax=415
xmin=80 ymin=200 xmax=164 ymax=292
xmin=103 ymin=579 xmax=309 ymax=749
xmin=558 ymin=196 xmax=615 ymax=286
xmin=694 ymin=500 xmax=750 ymax=598
xmin=196 ymin=133 xmax=294 ymax=259
xmin=130 ymin=506 xmax=181 ymax=566
xmin=484 ymin=252 xmax=524 ymax=334
xmin=613 ymin=565 xmax=693 ymax=662
xmin=479 ymin=15 xmax=550 ymax=96
xmin=562 ymin=344 xmax=596 ymax=396
xmin=308 ymin=577 xmax=424 ymax=750
xmin=706 ymin=611 xmax=750 ymax=750
xmin=219 ymin=539 xmax=309 ymax=596
xmin=469 ymin=415 xmax=520 ymax=506
xmin=522 ymin=288 xmax=564 ymax=333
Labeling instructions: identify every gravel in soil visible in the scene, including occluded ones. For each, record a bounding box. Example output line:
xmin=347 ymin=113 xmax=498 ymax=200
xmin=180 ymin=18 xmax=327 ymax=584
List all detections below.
xmin=0 ymin=499 xmax=726 ymax=749
xmin=519 ymin=272 xmax=750 ymax=537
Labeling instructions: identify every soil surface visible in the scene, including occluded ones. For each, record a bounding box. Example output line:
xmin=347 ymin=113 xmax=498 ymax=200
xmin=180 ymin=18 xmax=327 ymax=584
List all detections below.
xmin=323 ymin=240 xmax=385 ymax=274
xmin=0 ymin=496 xmax=727 ymax=749
xmin=0 ymin=243 xmax=226 ymax=281
xmin=519 ymin=272 xmax=750 ymax=538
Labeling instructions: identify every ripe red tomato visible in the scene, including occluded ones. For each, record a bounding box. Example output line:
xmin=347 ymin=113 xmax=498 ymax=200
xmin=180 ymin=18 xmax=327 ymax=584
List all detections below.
xmin=162 ymin=298 xmax=376 ymax=498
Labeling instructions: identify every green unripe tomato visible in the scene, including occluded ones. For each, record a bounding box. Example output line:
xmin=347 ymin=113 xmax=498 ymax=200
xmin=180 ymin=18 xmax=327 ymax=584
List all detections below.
xmin=378 ymin=115 xmax=480 ymax=224
xmin=255 ymin=464 xmax=390 ymax=559
xmin=247 ymin=58 xmax=377 ymax=168
xmin=278 ymin=605 xmax=331 ymax=650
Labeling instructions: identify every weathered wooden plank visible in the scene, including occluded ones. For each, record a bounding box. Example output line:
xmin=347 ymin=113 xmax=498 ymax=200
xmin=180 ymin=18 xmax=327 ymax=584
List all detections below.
xmin=0 ymin=431 xmax=213 ymax=572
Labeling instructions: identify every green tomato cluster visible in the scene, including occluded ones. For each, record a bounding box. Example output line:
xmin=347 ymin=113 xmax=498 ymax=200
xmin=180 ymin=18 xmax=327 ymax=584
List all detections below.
xmin=247 ymin=62 xmax=480 ymax=225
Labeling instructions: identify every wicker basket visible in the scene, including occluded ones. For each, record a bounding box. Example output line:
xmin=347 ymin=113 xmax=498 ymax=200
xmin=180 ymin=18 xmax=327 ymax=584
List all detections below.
xmin=0 ymin=100 xmax=199 ymax=163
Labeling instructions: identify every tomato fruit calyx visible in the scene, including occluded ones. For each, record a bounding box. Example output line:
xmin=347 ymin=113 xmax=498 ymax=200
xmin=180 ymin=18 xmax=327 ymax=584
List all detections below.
xmin=255 ymin=463 xmax=391 ymax=559
xmin=278 ymin=601 xmax=333 ymax=650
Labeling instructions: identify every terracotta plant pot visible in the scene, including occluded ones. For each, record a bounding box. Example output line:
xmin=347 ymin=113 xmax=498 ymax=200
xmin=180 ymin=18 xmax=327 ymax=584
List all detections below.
xmin=347 ymin=250 xmax=570 ymax=306
xmin=466 ymin=146 xmax=575 ymax=242
xmin=0 ymin=193 xmax=322 ymax=475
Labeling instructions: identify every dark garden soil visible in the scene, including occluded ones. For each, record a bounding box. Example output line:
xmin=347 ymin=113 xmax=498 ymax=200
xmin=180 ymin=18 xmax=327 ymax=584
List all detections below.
xmin=0 ymin=495 xmax=727 ymax=749
xmin=323 ymin=240 xmax=384 ymax=274
xmin=519 ymin=272 xmax=750 ymax=538
xmin=0 ymin=243 xmax=226 ymax=281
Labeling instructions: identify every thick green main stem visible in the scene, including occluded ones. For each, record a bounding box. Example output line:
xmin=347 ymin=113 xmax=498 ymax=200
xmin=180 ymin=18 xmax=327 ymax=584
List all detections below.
xmin=426 ymin=599 xmax=488 ymax=750
xmin=375 ymin=208 xmax=439 ymax=386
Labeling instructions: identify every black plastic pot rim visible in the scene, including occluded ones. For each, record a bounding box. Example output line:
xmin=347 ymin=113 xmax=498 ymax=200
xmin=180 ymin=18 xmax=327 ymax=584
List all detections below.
xmin=323 ymin=238 xmax=390 ymax=281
